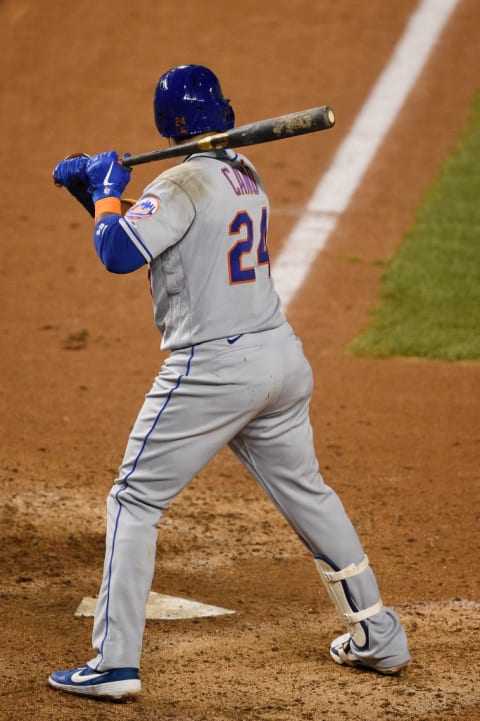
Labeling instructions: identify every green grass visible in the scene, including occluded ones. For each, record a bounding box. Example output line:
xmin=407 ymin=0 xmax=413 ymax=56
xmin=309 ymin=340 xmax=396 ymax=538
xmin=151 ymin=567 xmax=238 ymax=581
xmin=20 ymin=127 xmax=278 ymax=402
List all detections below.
xmin=349 ymin=89 xmax=480 ymax=361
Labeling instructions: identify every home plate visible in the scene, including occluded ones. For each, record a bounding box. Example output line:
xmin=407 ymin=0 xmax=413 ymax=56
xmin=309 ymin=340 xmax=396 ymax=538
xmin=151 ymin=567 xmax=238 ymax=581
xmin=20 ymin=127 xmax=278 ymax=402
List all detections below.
xmin=74 ymin=591 xmax=236 ymax=620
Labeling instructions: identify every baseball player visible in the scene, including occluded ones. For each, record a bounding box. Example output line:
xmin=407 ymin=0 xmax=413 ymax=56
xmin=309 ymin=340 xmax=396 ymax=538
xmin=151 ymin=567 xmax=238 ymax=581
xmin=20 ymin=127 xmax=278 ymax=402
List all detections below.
xmin=48 ymin=65 xmax=410 ymax=701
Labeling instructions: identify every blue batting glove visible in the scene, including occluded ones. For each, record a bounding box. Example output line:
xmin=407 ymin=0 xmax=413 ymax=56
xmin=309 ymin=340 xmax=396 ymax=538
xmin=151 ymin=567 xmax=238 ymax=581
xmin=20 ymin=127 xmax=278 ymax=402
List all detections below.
xmin=53 ymin=153 xmax=90 ymax=187
xmin=86 ymin=150 xmax=131 ymax=202
xmin=52 ymin=153 xmax=95 ymax=217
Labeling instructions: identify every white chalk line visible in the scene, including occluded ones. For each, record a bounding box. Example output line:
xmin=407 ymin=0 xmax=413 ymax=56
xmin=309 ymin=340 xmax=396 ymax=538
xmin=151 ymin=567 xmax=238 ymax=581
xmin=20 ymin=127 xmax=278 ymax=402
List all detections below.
xmin=272 ymin=0 xmax=461 ymax=309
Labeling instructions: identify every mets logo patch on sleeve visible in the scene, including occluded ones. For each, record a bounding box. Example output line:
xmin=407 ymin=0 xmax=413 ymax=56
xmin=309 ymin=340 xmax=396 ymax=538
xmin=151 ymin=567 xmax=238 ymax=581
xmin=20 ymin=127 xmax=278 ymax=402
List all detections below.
xmin=125 ymin=197 xmax=160 ymax=220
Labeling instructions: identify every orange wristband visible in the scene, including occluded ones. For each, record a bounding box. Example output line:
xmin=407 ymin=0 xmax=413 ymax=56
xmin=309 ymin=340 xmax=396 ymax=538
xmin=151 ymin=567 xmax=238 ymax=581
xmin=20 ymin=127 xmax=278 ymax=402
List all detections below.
xmin=94 ymin=196 xmax=122 ymax=219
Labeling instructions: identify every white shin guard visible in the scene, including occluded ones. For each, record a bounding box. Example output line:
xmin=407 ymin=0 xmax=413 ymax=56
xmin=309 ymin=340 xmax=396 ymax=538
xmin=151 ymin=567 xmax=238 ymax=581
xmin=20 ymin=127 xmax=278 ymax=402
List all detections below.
xmin=314 ymin=555 xmax=383 ymax=648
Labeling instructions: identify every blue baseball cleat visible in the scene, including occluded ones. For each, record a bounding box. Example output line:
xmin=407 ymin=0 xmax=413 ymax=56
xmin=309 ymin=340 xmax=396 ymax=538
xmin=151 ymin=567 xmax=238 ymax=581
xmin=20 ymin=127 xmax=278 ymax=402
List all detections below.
xmin=48 ymin=664 xmax=141 ymax=700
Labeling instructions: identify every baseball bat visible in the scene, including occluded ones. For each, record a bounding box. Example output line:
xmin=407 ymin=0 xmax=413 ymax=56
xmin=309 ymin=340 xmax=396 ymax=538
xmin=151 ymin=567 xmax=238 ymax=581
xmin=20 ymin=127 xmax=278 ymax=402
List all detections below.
xmin=122 ymin=105 xmax=335 ymax=167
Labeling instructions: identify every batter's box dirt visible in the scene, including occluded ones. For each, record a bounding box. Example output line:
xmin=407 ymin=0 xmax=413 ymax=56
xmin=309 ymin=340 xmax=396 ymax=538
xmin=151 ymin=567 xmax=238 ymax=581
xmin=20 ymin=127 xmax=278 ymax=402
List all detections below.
xmin=313 ymin=599 xmax=480 ymax=721
xmin=133 ymin=598 xmax=480 ymax=721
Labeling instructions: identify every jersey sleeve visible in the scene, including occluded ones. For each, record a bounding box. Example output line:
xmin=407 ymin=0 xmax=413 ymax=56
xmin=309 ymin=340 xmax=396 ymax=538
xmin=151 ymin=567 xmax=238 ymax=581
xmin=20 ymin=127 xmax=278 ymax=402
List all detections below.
xmin=120 ymin=177 xmax=195 ymax=261
xmin=94 ymin=214 xmax=147 ymax=273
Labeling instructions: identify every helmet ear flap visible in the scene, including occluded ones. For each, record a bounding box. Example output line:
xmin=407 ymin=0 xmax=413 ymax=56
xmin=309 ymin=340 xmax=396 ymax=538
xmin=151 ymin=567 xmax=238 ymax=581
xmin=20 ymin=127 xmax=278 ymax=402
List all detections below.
xmin=153 ymin=65 xmax=235 ymax=138
xmin=222 ymin=101 xmax=235 ymax=130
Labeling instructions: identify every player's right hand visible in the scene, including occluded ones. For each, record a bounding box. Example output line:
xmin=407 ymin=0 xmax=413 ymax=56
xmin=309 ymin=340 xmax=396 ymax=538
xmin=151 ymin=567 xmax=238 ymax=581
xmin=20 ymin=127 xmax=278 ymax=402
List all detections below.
xmin=86 ymin=150 xmax=131 ymax=202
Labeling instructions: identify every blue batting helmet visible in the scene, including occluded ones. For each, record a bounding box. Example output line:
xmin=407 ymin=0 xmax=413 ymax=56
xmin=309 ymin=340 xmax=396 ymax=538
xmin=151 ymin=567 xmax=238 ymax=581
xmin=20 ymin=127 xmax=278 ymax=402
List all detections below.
xmin=153 ymin=65 xmax=235 ymax=138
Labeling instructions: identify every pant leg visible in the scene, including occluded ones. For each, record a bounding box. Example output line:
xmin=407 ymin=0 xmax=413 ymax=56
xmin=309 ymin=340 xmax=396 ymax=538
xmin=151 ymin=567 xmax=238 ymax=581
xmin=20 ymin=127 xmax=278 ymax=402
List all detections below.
xmin=228 ymin=325 xmax=409 ymax=664
xmin=90 ymin=338 xmax=282 ymax=670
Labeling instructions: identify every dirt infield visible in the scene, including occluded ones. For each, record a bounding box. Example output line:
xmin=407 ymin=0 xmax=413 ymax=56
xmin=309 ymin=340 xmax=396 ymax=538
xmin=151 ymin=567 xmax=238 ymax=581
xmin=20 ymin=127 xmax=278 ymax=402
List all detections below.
xmin=1 ymin=1 xmax=479 ymax=719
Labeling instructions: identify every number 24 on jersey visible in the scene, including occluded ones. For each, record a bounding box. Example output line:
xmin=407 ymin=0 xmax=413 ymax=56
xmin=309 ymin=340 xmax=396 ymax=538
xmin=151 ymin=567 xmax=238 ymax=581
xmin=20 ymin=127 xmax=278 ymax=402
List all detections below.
xmin=228 ymin=207 xmax=270 ymax=284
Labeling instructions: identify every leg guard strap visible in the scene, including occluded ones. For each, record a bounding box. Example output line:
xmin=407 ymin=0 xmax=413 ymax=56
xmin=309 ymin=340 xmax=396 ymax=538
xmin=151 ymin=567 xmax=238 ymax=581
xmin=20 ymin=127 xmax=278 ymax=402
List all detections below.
xmin=321 ymin=554 xmax=370 ymax=583
xmin=343 ymin=599 xmax=384 ymax=625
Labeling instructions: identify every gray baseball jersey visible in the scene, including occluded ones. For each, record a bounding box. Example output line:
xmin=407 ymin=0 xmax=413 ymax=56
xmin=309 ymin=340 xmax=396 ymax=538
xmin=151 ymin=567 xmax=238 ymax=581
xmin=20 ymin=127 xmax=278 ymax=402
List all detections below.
xmin=119 ymin=150 xmax=284 ymax=349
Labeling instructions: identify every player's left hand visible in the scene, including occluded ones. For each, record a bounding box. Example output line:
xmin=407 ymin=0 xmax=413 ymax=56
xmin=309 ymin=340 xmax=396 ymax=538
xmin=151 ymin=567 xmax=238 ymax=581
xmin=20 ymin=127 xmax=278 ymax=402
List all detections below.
xmin=86 ymin=150 xmax=132 ymax=202
xmin=52 ymin=153 xmax=95 ymax=217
